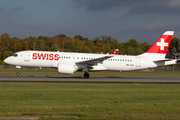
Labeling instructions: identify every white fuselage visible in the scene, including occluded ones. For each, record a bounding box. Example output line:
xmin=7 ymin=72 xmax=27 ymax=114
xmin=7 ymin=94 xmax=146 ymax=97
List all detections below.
xmin=4 ymin=50 xmax=177 ymax=72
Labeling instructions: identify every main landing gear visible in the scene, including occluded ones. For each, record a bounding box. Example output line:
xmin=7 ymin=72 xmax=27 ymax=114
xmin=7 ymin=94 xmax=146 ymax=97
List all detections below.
xmin=16 ymin=66 xmax=21 ymax=76
xmin=84 ymin=72 xmax=89 ymax=78
xmin=16 ymin=71 xmax=20 ymax=76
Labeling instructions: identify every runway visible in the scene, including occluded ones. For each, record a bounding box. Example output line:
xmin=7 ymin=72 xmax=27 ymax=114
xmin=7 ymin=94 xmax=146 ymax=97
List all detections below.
xmin=0 ymin=75 xmax=180 ymax=83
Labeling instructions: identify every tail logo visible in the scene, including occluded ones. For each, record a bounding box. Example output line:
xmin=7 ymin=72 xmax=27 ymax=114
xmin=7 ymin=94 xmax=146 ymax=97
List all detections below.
xmin=156 ymin=38 xmax=168 ymax=50
xmin=145 ymin=31 xmax=174 ymax=54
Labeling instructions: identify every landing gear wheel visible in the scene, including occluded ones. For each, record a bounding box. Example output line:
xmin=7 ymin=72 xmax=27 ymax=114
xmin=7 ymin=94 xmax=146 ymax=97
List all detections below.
xmin=16 ymin=72 xmax=20 ymax=76
xmin=84 ymin=72 xmax=89 ymax=78
xmin=16 ymin=66 xmax=21 ymax=76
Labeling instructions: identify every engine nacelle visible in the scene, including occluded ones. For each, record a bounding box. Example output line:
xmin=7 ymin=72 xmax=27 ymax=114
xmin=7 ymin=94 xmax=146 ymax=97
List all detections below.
xmin=58 ymin=63 xmax=76 ymax=74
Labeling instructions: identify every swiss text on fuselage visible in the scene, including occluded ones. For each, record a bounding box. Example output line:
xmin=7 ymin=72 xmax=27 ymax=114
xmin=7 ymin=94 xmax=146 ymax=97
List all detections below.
xmin=32 ymin=53 xmax=59 ymax=61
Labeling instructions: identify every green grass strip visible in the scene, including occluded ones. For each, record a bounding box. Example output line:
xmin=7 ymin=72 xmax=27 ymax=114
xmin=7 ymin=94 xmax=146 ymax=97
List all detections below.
xmin=0 ymin=82 xmax=180 ymax=119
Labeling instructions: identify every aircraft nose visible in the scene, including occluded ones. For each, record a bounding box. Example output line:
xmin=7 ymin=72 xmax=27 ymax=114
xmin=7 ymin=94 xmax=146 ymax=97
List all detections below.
xmin=4 ymin=57 xmax=11 ymax=64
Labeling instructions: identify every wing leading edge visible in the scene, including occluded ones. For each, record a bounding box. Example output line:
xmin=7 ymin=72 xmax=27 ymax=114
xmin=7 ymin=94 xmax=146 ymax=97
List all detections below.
xmin=76 ymin=55 xmax=114 ymax=68
xmin=76 ymin=49 xmax=119 ymax=70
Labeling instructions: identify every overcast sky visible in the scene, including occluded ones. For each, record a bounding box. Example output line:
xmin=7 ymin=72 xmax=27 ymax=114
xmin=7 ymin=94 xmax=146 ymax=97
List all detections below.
xmin=1 ymin=0 xmax=180 ymax=44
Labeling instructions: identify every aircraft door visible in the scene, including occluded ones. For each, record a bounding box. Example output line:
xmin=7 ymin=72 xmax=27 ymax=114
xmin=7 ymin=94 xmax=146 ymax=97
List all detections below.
xmin=136 ymin=57 xmax=141 ymax=67
xmin=24 ymin=51 xmax=30 ymax=62
xmin=72 ymin=55 xmax=75 ymax=62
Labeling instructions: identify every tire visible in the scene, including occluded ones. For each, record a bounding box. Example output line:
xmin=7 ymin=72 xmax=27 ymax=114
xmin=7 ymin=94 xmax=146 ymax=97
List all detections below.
xmin=16 ymin=72 xmax=20 ymax=76
xmin=84 ymin=73 xmax=89 ymax=78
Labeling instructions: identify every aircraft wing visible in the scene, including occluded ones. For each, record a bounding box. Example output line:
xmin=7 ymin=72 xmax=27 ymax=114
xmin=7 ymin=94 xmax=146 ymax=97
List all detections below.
xmin=51 ymin=55 xmax=115 ymax=69
xmin=75 ymin=55 xmax=114 ymax=69
xmin=75 ymin=49 xmax=118 ymax=70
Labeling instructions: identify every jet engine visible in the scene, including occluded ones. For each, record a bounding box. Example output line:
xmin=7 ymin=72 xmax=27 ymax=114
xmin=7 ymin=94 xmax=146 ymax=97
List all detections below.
xmin=58 ymin=63 xmax=76 ymax=74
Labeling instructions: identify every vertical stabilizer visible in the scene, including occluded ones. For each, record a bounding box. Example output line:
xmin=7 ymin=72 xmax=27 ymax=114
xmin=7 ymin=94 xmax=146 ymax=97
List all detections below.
xmin=140 ymin=31 xmax=174 ymax=58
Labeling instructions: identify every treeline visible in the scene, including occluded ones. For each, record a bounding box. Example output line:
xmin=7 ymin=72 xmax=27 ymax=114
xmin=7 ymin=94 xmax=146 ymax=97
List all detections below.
xmin=0 ymin=33 xmax=180 ymax=65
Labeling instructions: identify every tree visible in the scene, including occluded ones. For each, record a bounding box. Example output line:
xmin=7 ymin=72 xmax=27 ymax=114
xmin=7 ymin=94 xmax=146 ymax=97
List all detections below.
xmin=123 ymin=39 xmax=143 ymax=55
xmin=52 ymin=35 xmax=62 ymax=51
xmin=84 ymin=40 xmax=96 ymax=53
xmin=59 ymin=34 xmax=66 ymax=38
xmin=95 ymin=42 xmax=105 ymax=53
xmin=0 ymin=33 xmax=11 ymax=59
xmin=36 ymin=39 xmax=46 ymax=51
xmin=142 ymin=42 xmax=151 ymax=52
xmin=50 ymin=44 xmax=58 ymax=51
xmin=1 ymin=32 xmax=180 ymax=66
xmin=127 ymin=39 xmax=141 ymax=48
xmin=111 ymin=38 xmax=119 ymax=49
xmin=61 ymin=37 xmax=68 ymax=50
xmin=74 ymin=35 xmax=84 ymax=41
xmin=177 ymin=40 xmax=180 ymax=52
xmin=168 ymin=38 xmax=179 ymax=57
xmin=104 ymin=43 xmax=111 ymax=53
xmin=80 ymin=46 xmax=92 ymax=53
xmin=29 ymin=36 xmax=37 ymax=50
xmin=10 ymin=37 xmax=23 ymax=52
xmin=37 ymin=36 xmax=49 ymax=51
xmin=92 ymin=37 xmax=101 ymax=45
xmin=66 ymin=39 xmax=76 ymax=52
xmin=2 ymin=50 xmax=14 ymax=60
xmin=23 ymin=36 xmax=37 ymax=50
xmin=22 ymin=39 xmax=30 ymax=50
xmin=101 ymin=36 xmax=112 ymax=43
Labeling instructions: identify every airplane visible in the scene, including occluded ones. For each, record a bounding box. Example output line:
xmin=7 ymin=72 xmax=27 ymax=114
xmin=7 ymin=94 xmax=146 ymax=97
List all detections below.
xmin=4 ymin=31 xmax=177 ymax=78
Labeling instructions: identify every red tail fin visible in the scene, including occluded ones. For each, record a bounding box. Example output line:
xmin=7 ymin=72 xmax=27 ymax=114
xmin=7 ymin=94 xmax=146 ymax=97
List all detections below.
xmin=110 ymin=49 xmax=119 ymax=54
xmin=146 ymin=31 xmax=174 ymax=54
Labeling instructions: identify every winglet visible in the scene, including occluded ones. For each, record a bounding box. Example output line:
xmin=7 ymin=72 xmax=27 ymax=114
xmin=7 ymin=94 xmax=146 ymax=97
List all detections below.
xmin=110 ymin=49 xmax=119 ymax=54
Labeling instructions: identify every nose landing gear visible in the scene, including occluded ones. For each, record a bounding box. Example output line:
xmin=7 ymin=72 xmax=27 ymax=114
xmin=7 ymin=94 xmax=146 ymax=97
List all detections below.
xmin=16 ymin=68 xmax=20 ymax=76
xmin=16 ymin=66 xmax=21 ymax=76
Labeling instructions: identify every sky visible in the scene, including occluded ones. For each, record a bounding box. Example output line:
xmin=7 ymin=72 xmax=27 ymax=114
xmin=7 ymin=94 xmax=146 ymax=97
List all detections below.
xmin=1 ymin=0 xmax=180 ymax=44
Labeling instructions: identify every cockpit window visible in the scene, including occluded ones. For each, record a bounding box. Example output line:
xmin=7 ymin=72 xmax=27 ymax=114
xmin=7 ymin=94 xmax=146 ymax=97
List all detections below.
xmin=11 ymin=54 xmax=18 ymax=57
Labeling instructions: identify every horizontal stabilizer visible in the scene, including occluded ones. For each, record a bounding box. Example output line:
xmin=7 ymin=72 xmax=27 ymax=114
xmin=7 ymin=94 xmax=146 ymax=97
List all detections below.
xmin=152 ymin=59 xmax=172 ymax=62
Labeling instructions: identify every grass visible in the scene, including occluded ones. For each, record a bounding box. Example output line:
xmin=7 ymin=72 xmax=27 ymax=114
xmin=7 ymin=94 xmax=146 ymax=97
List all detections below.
xmin=0 ymin=68 xmax=180 ymax=76
xmin=0 ymin=83 xmax=180 ymax=119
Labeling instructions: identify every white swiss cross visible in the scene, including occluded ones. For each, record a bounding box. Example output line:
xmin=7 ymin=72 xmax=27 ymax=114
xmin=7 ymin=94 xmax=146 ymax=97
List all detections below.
xmin=156 ymin=38 xmax=168 ymax=50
